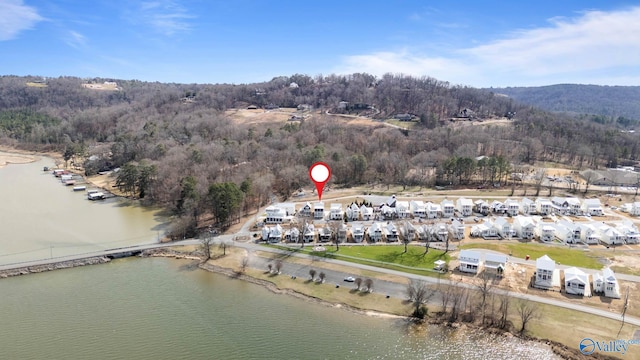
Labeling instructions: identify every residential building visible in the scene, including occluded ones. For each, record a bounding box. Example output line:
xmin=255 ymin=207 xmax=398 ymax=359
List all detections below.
xmin=458 ymin=250 xmax=481 ymax=273
xmin=593 ymin=267 xmax=620 ymax=298
xmin=302 ymin=223 xmax=316 ymax=243
xmin=564 ymin=267 xmax=591 ymax=296
xmin=484 ymin=253 xmax=507 ymax=276
xmin=504 ymin=199 xmax=520 ymax=217
xmin=494 ymin=217 xmax=515 ymax=239
xmin=512 ymin=216 xmax=535 ymax=239
xmin=337 ymin=223 xmax=347 ymax=243
xmin=441 ymin=199 xmax=455 ymax=218
xmin=520 ymin=198 xmax=535 ymax=215
xmin=346 ymin=203 xmax=360 ymax=221
xmin=351 ymin=224 xmax=365 ymax=243
xmin=318 ymin=227 xmax=332 ymax=242
xmin=313 ymin=202 xmax=325 ymax=219
xmin=299 ymin=202 xmax=312 ymax=217
xmin=456 ymin=197 xmax=473 ymax=217
xmin=535 ymin=198 xmax=553 ymax=216
xmin=329 ymin=203 xmax=344 ymax=220
xmin=368 ymin=222 xmax=384 ymax=242
xmin=410 ymin=200 xmax=426 ymax=218
xmin=582 ymin=199 xmax=604 ymax=216
xmin=265 ymin=205 xmax=287 ymax=224
xmin=360 ymin=205 xmax=374 ymax=221
xmin=449 ymin=219 xmax=465 ymax=240
xmin=384 ymin=222 xmax=399 ymax=242
xmin=396 ymin=201 xmax=410 ymax=219
xmin=426 ymin=202 xmax=441 ymax=219
xmin=534 ymin=255 xmax=556 ymax=289
xmin=536 ymin=222 xmax=555 ymax=242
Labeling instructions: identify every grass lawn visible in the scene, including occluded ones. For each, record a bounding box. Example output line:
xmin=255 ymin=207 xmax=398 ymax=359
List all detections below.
xmin=268 ymin=244 xmax=450 ymax=276
xmin=460 ymin=242 xmax=604 ymax=269
xmin=386 ymin=119 xmax=418 ymax=129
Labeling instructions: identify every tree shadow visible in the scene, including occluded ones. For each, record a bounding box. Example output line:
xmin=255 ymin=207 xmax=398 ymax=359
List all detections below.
xmin=177 ymin=261 xmax=200 ymax=272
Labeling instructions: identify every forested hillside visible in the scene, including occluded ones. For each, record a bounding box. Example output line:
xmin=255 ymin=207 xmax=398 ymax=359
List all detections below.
xmin=494 ymin=84 xmax=640 ymax=124
xmin=1 ymin=74 xmax=638 ymax=235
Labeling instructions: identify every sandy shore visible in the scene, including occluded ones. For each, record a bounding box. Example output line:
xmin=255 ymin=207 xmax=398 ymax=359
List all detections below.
xmin=0 ymin=151 xmax=38 ymax=169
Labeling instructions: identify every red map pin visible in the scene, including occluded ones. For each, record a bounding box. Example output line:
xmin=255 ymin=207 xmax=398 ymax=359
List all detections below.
xmin=309 ymin=162 xmax=331 ymax=200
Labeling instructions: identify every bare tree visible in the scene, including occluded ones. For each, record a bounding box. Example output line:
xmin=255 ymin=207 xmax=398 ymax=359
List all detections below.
xmin=274 ymin=260 xmax=283 ymax=274
xmin=406 ymin=279 xmax=434 ymax=319
xmin=309 ymin=269 xmax=316 ymax=281
xmin=240 ymin=256 xmax=249 ymax=273
xmin=219 ymin=241 xmax=231 ymax=256
xmin=200 ymin=233 xmax=214 ymax=261
xmin=363 ymin=278 xmax=374 ymax=293
xmin=534 ymin=168 xmax=546 ymax=196
xmin=475 ymin=272 xmax=493 ymax=325
xmin=267 ymin=263 xmax=273 ymax=273
xmin=448 ymin=286 xmax=467 ymax=322
xmin=516 ymin=300 xmax=539 ymax=334
xmin=354 ymin=277 xmax=362 ymax=290
xmin=581 ymin=169 xmax=598 ymax=194
xmin=328 ymin=220 xmax=342 ymax=251
xmin=497 ymin=292 xmax=510 ymax=329
xmin=318 ymin=271 xmax=326 ymax=283
xmin=618 ymin=286 xmax=630 ymax=337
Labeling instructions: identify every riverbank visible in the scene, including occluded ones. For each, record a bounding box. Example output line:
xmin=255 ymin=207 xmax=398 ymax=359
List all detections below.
xmin=0 ymin=257 xmax=111 ymax=278
xmin=143 ymin=246 xmax=624 ymax=360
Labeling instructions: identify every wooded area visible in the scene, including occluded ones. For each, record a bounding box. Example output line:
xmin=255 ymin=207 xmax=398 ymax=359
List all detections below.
xmin=1 ymin=74 xmax=638 ymax=235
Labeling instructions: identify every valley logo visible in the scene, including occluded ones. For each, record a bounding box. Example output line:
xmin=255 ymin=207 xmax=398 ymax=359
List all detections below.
xmin=579 ymin=337 xmax=640 ymax=355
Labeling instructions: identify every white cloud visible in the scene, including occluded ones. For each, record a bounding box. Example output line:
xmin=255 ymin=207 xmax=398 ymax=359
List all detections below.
xmin=337 ymin=7 xmax=640 ymax=87
xmin=0 ymin=0 xmax=43 ymax=41
xmin=65 ymin=30 xmax=87 ymax=49
xmin=138 ymin=0 xmax=194 ymax=36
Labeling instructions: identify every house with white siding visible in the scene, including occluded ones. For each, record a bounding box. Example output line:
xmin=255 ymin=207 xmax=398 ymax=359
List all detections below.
xmin=402 ymin=222 xmax=417 ymax=242
xmin=582 ymin=199 xmax=604 ymax=216
xmin=535 ymin=198 xmax=553 ymax=216
xmin=457 ymin=197 xmax=473 ymax=217
xmin=449 ymin=219 xmax=465 ymax=240
xmin=360 ymin=205 xmax=374 ymax=221
xmin=512 ymin=216 xmax=535 ymax=239
xmin=494 ymin=217 xmax=515 ymax=239
xmin=484 ymin=253 xmax=507 ymax=276
xmin=410 ymin=200 xmax=426 ymax=218
xmin=284 ymin=227 xmax=300 ymax=243
xmin=368 ymin=222 xmax=384 ymax=242
xmin=262 ymin=224 xmax=283 ymax=243
xmin=474 ymin=200 xmax=490 ymax=216
xmin=504 ymin=199 xmax=520 ymax=217
xmin=564 ymin=267 xmax=591 ymax=296
xmin=593 ymin=267 xmax=620 ymax=298
xmin=313 ymin=202 xmax=325 ymax=219
xmin=555 ymin=220 xmax=581 ymax=244
xmin=329 ymin=203 xmax=344 ymax=220
xmin=566 ymin=198 xmax=582 ymax=215
xmin=434 ymin=223 xmax=449 ymax=242
xmin=396 ymin=201 xmax=410 ymax=219
xmin=631 ymin=202 xmax=640 ymax=216
xmin=520 ymin=198 xmax=536 ymax=215
xmin=346 ymin=203 xmax=360 ymax=221
xmin=302 ymin=223 xmax=316 ymax=243
xmin=616 ymin=221 xmax=640 ymax=244
xmin=318 ymin=226 xmax=332 ymax=242
xmin=351 ymin=224 xmax=365 ymax=243
xmin=337 ymin=223 xmax=348 ymax=243
xmin=579 ymin=223 xmax=601 ymax=244
xmin=534 ymin=255 xmax=557 ymax=289
xmin=426 ymin=202 xmax=441 ymax=219
xmin=441 ymin=199 xmax=455 ymax=218
xmin=458 ymin=250 xmax=482 ymax=274
xmin=598 ymin=224 xmax=625 ymax=245
xmin=384 ymin=222 xmax=400 ymax=242
xmin=299 ymin=202 xmax=312 ymax=217
xmin=536 ymin=222 xmax=555 ymax=242
xmin=551 ymin=197 xmax=570 ymax=215
xmin=265 ymin=205 xmax=287 ymax=224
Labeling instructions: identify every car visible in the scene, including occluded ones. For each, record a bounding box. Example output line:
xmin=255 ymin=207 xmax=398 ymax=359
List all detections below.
xmin=343 ymin=276 xmax=355 ymax=282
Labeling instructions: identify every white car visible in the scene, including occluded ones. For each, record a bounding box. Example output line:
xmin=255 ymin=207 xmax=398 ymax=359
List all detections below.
xmin=343 ymin=276 xmax=355 ymax=282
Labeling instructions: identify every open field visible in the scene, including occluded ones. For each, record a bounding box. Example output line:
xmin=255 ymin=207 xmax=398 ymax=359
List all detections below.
xmin=460 ymin=242 xmax=605 ymax=269
xmin=268 ymin=244 xmax=451 ymax=276
xmin=25 ymin=82 xmax=47 ymax=88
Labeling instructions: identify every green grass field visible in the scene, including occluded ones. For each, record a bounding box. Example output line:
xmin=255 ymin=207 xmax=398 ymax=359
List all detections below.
xmin=460 ymin=242 xmax=605 ymax=269
xmin=268 ymin=244 xmax=451 ymax=275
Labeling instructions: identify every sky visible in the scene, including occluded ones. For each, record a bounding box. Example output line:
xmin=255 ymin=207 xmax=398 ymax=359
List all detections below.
xmin=2 ymin=0 xmax=640 ymax=87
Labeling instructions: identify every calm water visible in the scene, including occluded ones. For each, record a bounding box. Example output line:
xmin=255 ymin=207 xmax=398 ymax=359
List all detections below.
xmin=0 ymin=153 xmax=558 ymax=359
xmin=0 ymin=153 xmax=166 ymax=265
xmin=0 ymin=258 xmax=558 ymax=360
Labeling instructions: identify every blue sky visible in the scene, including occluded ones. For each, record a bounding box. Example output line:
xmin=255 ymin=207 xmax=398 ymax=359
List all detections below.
xmin=2 ymin=0 xmax=640 ymax=87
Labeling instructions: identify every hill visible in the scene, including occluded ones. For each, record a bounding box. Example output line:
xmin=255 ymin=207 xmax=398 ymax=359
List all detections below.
xmin=493 ymin=84 xmax=640 ymax=122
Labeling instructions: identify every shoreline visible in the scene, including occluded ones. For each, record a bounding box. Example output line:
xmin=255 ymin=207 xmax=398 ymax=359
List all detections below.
xmin=0 ymin=257 xmax=111 ymax=278
xmin=142 ymin=248 xmax=613 ymax=360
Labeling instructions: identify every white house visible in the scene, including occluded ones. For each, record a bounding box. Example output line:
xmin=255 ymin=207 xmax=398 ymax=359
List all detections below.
xmin=566 ymin=198 xmax=582 ymax=215
xmin=396 ymin=201 xmax=410 ymax=219
xmin=313 ymin=202 xmax=325 ymax=219
xmin=360 ymin=205 xmax=374 ymax=221
xmin=512 ymin=216 xmax=535 ymax=239
xmin=551 ymin=197 xmax=570 ymax=215
xmin=302 ymin=223 xmax=316 ymax=243
xmin=337 ymin=223 xmax=348 ymax=243
xmin=380 ymin=204 xmax=395 ymax=220
xmin=534 ymin=255 xmax=556 ymax=289
xmin=631 ymin=202 xmax=640 ymax=216
xmin=346 ymin=203 xmax=360 ymax=221
xmin=284 ymin=227 xmax=300 ymax=242
xmin=265 ymin=205 xmax=287 ymax=224
xmin=434 ymin=223 xmax=449 ymax=242
xmin=299 ymin=202 xmax=312 ymax=217
xmin=351 ymin=224 xmax=365 ymax=243
xmin=598 ymin=224 xmax=625 ymax=245
xmin=449 ymin=219 xmax=465 ymax=240
xmin=484 ymin=253 xmax=507 ymax=276
xmin=564 ymin=267 xmax=591 ymax=296
xmin=535 ymin=198 xmax=553 ymax=216
xmin=616 ymin=221 xmax=640 ymax=244
xmin=536 ymin=222 xmax=555 ymax=242
xmin=470 ymin=220 xmax=499 ymax=239
xmin=457 ymin=198 xmax=473 ymax=217
xmin=417 ymin=225 xmax=429 ymax=241
xmin=368 ymin=222 xmax=384 ymax=242
xmin=493 ymin=217 xmax=515 ymax=239
xmin=384 ymin=222 xmax=399 ymax=242
xmin=582 ymin=199 xmax=604 ymax=216
xmin=491 ymin=200 xmax=506 ymax=214
xmin=458 ymin=249 xmax=482 ymax=273
xmin=263 ymin=224 xmax=283 ymax=243
xmin=441 ymin=199 xmax=455 ymax=218
xmin=329 ymin=203 xmax=344 ymax=220
xmin=593 ymin=267 xmax=620 ymax=298
xmin=474 ymin=200 xmax=490 ymax=216
xmin=504 ymin=199 xmax=520 ymax=217
xmin=318 ymin=226 xmax=332 ymax=242
xmin=426 ymin=202 xmax=441 ymax=219
xmin=410 ymin=200 xmax=426 ymax=218
xmin=402 ymin=222 xmax=417 ymax=242
xmin=555 ymin=220 xmax=581 ymax=244
xmin=520 ymin=198 xmax=536 ymax=215
xmin=579 ymin=223 xmax=601 ymax=245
